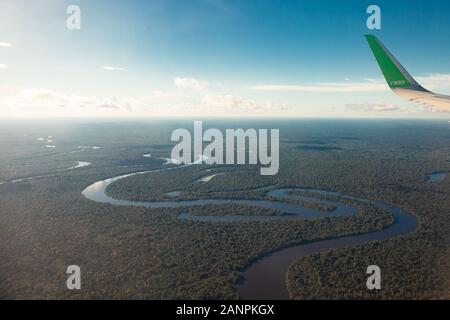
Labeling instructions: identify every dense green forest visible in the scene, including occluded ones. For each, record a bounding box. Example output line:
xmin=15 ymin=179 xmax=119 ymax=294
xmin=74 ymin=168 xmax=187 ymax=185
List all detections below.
xmin=0 ymin=119 xmax=448 ymax=299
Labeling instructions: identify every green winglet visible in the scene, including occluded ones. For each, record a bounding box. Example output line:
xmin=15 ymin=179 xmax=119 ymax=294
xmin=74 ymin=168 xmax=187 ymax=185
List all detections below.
xmin=365 ymin=35 xmax=417 ymax=89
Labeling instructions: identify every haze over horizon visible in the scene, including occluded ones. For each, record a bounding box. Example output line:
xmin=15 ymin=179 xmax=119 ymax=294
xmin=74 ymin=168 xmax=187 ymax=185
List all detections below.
xmin=1 ymin=0 xmax=450 ymax=119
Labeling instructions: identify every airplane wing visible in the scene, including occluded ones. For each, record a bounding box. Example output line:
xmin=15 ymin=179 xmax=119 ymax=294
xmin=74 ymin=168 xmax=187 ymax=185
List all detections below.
xmin=365 ymin=34 xmax=450 ymax=112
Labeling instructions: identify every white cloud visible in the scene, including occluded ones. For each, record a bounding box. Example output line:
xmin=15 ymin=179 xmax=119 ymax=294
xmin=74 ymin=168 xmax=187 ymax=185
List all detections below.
xmin=174 ymin=77 xmax=209 ymax=91
xmin=202 ymin=94 xmax=258 ymax=110
xmin=0 ymin=84 xmax=18 ymax=93
xmin=202 ymin=94 xmax=289 ymax=113
xmin=250 ymin=81 xmax=388 ymax=93
xmin=0 ymin=85 xmax=204 ymax=117
xmin=2 ymin=87 xmax=132 ymax=112
xmin=101 ymin=66 xmax=125 ymax=71
xmin=263 ymin=100 xmax=289 ymax=111
xmin=20 ymin=88 xmax=66 ymax=101
xmin=416 ymin=73 xmax=450 ymax=89
xmin=0 ymin=42 xmax=12 ymax=47
xmin=250 ymin=73 xmax=450 ymax=93
xmin=346 ymin=101 xmax=400 ymax=112
xmin=0 ymin=64 xmax=7 ymax=69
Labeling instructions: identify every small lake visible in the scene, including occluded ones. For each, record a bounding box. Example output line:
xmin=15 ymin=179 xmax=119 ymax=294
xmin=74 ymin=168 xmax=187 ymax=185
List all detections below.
xmin=194 ymin=173 xmax=225 ymax=183
xmin=427 ymin=171 xmax=448 ymax=183
xmin=165 ymin=191 xmax=181 ymax=197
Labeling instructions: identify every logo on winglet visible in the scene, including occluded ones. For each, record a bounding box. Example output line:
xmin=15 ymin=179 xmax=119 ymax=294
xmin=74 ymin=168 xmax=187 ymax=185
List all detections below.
xmin=390 ymin=80 xmax=406 ymax=87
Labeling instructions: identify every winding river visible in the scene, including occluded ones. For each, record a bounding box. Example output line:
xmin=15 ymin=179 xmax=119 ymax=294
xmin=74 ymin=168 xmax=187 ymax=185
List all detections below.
xmin=81 ymin=159 xmax=418 ymax=299
xmin=0 ymin=161 xmax=91 ymax=185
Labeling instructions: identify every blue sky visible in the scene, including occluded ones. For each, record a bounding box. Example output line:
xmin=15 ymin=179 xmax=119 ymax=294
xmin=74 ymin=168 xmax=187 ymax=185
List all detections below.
xmin=0 ymin=0 xmax=450 ymax=118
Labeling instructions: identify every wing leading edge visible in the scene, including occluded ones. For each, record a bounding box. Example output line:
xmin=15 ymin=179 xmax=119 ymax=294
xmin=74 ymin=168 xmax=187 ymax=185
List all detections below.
xmin=365 ymin=34 xmax=450 ymax=112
